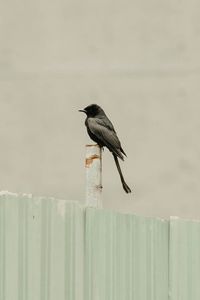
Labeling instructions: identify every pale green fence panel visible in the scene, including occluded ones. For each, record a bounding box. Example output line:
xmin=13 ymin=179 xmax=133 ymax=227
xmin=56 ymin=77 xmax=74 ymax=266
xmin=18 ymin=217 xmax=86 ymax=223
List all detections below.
xmin=3 ymin=193 xmax=200 ymax=300
xmin=85 ymin=208 xmax=169 ymax=300
xmin=0 ymin=193 xmax=84 ymax=300
xmin=169 ymin=217 xmax=200 ymax=300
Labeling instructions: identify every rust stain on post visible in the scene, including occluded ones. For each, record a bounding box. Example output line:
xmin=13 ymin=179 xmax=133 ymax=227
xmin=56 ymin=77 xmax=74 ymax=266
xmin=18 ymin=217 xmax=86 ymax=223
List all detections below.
xmin=86 ymin=144 xmax=98 ymax=147
xmin=85 ymin=154 xmax=100 ymax=167
xmin=85 ymin=144 xmax=102 ymax=208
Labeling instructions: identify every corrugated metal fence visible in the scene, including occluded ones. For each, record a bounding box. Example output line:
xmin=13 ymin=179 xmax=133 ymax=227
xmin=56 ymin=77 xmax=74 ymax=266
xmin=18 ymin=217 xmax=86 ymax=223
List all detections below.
xmin=0 ymin=192 xmax=199 ymax=300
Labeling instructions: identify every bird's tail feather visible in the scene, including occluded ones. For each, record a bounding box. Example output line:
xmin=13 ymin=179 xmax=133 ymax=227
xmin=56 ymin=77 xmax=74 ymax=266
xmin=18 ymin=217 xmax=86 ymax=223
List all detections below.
xmin=120 ymin=147 xmax=127 ymax=157
xmin=113 ymin=154 xmax=131 ymax=193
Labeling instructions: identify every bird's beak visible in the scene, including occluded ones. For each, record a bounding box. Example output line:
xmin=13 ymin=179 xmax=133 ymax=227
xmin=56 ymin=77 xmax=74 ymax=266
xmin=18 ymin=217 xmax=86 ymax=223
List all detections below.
xmin=79 ymin=109 xmax=86 ymax=113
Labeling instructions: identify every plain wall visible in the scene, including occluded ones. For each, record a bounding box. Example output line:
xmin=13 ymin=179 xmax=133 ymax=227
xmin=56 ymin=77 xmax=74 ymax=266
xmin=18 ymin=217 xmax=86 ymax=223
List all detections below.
xmin=1 ymin=0 xmax=200 ymax=218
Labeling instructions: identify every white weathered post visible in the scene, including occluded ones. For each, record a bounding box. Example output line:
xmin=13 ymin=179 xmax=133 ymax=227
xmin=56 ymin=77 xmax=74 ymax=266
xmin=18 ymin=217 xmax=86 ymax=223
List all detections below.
xmin=85 ymin=144 xmax=102 ymax=208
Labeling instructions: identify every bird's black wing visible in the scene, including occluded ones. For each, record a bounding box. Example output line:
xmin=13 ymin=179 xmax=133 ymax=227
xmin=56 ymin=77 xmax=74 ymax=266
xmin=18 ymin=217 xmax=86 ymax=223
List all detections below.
xmin=87 ymin=118 xmax=124 ymax=160
xmin=99 ymin=115 xmax=116 ymax=133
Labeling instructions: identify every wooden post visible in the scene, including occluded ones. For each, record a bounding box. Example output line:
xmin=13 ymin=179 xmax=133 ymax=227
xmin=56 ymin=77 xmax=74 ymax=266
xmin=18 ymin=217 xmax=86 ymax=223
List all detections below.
xmin=85 ymin=144 xmax=102 ymax=208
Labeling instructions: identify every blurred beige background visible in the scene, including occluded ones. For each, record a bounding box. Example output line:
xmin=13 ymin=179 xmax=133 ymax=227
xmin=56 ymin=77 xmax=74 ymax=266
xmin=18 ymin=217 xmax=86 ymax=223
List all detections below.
xmin=1 ymin=0 xmax=200 ymax=218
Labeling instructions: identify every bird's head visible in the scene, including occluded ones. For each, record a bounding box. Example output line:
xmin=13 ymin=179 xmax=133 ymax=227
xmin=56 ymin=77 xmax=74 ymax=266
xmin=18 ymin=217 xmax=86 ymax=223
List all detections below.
xmin=79 ymin=104 xmax=103 ymax=117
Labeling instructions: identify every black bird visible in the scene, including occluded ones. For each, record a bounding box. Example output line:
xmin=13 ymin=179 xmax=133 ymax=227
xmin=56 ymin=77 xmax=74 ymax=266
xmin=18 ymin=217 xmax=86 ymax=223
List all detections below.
xmin=79 ymin=104 xmax=131 ymax=193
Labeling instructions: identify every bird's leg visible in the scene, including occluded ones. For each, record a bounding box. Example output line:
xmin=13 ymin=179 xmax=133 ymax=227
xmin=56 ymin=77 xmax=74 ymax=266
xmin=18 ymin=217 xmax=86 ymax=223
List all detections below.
xmin=97 ymin=144 xmax=104 ymax=151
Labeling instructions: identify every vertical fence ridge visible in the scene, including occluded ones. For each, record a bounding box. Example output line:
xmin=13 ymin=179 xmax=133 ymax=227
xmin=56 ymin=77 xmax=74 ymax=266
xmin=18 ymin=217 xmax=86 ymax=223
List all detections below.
xmin=40 ymin=199 xmax=52 ymax=300
xmin=18 ymin=197 xmax=28 ymax=300
xmin=169 ymin=217 xmax=200 ymax=300
xmin=0 ymin=197 xmax=5 ymax=300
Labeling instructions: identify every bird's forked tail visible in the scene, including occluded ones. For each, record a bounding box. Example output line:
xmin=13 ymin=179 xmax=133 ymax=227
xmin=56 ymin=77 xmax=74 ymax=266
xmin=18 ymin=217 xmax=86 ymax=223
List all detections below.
xmin=112 ymin=153 xmax=131 ymax=193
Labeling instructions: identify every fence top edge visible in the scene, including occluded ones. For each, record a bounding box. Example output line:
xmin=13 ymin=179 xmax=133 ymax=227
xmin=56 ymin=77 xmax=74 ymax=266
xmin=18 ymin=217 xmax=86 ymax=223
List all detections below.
xmin=0 ymin=190 xmax=83 ymax=207
xmin=1 ymin=191 xmax=200 ymax=223
xmin=170 ymin=215 xmax=200 ymax=223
